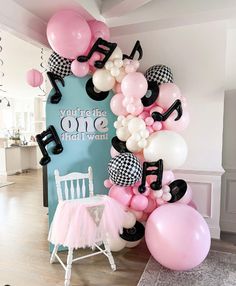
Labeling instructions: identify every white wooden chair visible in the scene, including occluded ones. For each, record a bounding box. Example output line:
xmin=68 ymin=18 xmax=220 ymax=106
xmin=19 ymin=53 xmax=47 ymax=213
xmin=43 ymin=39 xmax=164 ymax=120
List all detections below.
xmin=50 ymin=167 xmax=116 ymax=286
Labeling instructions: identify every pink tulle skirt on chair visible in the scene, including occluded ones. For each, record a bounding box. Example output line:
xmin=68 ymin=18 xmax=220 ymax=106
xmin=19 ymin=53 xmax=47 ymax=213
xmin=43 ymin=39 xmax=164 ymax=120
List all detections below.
xmin=48 ymin=195 xmax=125 ymax=249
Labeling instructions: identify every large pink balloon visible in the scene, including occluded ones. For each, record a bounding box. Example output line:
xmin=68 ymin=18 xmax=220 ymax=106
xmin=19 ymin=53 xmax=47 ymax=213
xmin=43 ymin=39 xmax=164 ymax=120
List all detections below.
xmin=163 ymin=108 xmax=190 ymax=132
xmin=108 ymin=185 xmax=133 ymax=207
xmin=156 ymin=83 xmax=181 ymax=109
xmin=145 ymin=204 xmax=210 ymax=270
xmin=110 ymin=93 xmax=129 ymax=116
xmin=47 ymin=10 xmax=91 ymax=59
xmin=88 ymin=20 xmax=110 ymax=45
xmin=26 ymin=69 xmax=43 ymax=87
xmin=121 ymin=72 xmax=148 ymax=98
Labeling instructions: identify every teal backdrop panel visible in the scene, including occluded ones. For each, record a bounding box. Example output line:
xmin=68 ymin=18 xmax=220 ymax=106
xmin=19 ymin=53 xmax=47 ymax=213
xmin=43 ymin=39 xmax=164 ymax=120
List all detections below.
xmin=46 ymin=75 xmax=116 ymax=232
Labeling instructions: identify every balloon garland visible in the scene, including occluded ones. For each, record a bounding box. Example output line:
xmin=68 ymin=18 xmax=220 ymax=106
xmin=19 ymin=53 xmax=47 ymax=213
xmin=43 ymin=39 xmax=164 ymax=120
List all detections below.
xmin=28 ymin=9 xmax=210 ymax=271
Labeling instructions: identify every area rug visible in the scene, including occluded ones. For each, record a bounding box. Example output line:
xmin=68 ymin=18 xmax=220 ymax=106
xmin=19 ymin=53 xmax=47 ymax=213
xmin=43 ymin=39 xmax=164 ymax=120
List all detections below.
xmin=0 ymin=182 xmax=14 ymax=188
xmin=137 ymin=250 xmax=236 ymax=286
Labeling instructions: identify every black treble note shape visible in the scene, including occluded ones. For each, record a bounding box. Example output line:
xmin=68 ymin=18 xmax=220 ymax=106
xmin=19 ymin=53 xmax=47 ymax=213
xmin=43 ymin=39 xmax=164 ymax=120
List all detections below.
xmin=47 ymin=72 xmax=65 ymax=104
xmin=77 ymin=38 xmax=117 ymax=69
xmin=111 ymin=136 xmax=130 ymax=153
xmin=141 ymin=81 xmax=159 ymax=107
xmin=168 ymin=179 xmax=187 ymax=203
xmin=36 ymin=125 xmax=63 ymax=166
xmin=151 ymin=99 xmax=183 ymax=122
xmin=123 ymin=40 xmax=143 ymax=60
xmin=138 ymin=160 xmax=163 ymax=194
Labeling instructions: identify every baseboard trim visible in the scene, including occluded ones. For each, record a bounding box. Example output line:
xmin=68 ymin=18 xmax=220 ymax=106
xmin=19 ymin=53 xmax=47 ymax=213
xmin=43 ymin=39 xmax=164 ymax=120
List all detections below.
xmin=209 ymin=226 xmax=221 ymax=239
xmin=220 ymin=220 xmax=236 ymax=233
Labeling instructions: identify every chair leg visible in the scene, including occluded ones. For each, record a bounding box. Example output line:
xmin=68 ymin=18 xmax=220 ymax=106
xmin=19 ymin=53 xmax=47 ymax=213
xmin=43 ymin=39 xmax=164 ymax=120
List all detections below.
xmin=103 ymin=239 xmax=116 ymax=271
xmin=64 ymin=248 xmax=73 ymax=286
xmin=50 ymin=245 xmax=59 ymax=264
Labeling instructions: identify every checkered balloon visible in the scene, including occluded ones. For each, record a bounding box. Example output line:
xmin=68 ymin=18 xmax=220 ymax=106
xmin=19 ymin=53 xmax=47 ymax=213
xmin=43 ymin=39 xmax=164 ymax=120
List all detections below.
xmin=145 ymin=65 xmax=173 ymax=85
xmin=108 ymin=153 xmax=142 ymax=186
xmin=48 ymin=52 xmax=73 ymax=78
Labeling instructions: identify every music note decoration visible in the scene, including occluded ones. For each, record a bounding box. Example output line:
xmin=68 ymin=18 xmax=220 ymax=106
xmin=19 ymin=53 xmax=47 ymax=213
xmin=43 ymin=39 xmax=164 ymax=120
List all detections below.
xmin=141 ymin=81 xmax=159 ymax=107
xmin=168 ymin=179 xmax=187 ymax=203
xmin=123 ymin=40 xmax=143 ymax=61
xmin=47 ymin=71 xmax=64 ymax=104
xmin=36 ymin=125 xmax=63 ymax=166
xmin=77 ymin=38 xmax=117 ymax=69
xmin=151 ymin=99 xmax=183 ymax=122
xmin=111 ymin=136 xmax=130 ymax=153
xmin=138 ymin=160 xmax=163 ymax=194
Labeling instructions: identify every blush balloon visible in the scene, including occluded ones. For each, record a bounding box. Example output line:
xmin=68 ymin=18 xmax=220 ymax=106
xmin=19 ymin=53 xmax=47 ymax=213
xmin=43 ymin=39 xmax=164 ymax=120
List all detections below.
xmin=71 ymin=60 xmax=89 ymax=77
xmin=110 ymin=93 xmax=129 ymax=116
xmin=26 ymin=69 xmax=43 ymax=87
xmin=163 ymin=108 xmax=190 ymax=132
xmin=130 ymin=195 xmax=148 ymax=211
xmin=156 ymin=83 xmax=181 ymax=110
xmin=121 ymin=72 xmax=148 ymax=98
xmin=108 ymin=185 xmax=133 ymax=207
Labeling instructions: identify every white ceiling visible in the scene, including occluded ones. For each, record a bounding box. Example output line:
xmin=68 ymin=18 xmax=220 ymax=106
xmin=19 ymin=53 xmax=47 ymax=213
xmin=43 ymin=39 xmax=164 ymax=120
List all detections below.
xmin=1 ymin=0 xmax=236 ymax=47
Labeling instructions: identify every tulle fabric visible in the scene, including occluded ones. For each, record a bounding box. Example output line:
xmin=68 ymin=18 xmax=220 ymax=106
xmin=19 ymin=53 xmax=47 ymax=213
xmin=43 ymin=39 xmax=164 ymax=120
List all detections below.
xmin=48 ymin=195 xmax=125 ymax=249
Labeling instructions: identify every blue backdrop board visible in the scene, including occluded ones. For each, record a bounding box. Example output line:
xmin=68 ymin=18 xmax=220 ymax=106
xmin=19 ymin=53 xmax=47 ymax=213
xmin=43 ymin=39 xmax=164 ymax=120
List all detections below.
xmin=46 ymin=75 xmax=115 ymax=234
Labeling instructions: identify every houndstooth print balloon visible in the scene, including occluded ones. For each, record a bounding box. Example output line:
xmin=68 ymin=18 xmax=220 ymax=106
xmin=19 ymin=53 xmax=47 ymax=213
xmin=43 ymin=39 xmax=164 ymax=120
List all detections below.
xmin=108 ymin=153 xmax=142 ymax=186
xmin=145 ymin=65 xmax=173 ymax=85
xmin=48 ymin=52 xmax=73 ymax=78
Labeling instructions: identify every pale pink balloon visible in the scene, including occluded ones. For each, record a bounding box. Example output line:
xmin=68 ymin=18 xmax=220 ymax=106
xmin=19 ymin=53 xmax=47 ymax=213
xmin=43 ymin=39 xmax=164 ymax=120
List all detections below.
xmin=110 ymin=93 xmax=129 ymax=116
xmin=46 ymin=10 xmax=91 ymax=59
xmin=110 ymin=146 xmax=120 ymax=158
xmin=146 ymin=126 xmax=154 ymax=134
xmin=109 ymin=185 xmax=133 ymax=207
xmin=144 ymin=197 xmax=157 ymax=214
xmin=138 ymin=111 xmax=149 ymax=120
xmin=188 ymin=200 xmax=198 ymax=210
xmin=152 ymin=121 xmax=163 ymax=131
xmin=145 ymin=204 xmax=211 ymax=270
xmin=121 ymin=72 xmax=148 ymax=98
xmin=126 ymin=99 xmax=144 ymax=116
xmin=88 ymin=20 xmax=110 ymax=45
xmin=156 ymin=83 xmax=182 ymax=109
xmin=71 ymin=60 xmax=89 ymax=77
xmin=130 ymin=194 xmax=148 ymax=211
xmin=178 ymin=184 xmax=192 ymax=204
xmin=104 ymin=179 xmax=113 ymax=189
xmin=162 ymin=108 xmax=190 ymax=132
xmin=26 ymin=69 xmax=43 ymax=87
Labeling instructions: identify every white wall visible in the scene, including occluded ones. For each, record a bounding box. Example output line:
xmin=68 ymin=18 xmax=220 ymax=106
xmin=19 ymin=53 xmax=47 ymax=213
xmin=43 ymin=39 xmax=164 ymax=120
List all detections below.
xmin=112 ymin=21 xmax=226 ymax=173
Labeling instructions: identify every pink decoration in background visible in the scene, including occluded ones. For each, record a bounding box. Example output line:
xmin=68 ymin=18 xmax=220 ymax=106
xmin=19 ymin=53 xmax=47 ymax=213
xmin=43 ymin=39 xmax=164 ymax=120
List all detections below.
xmin=26 ymin=69 xmax=43 ymax=87
xmin=46 ymin=10 xmax=91 ymax=59
xmin=156 ymin=83 xmax=182 ymax=109
xmin=145 ymin=204 xmax=211 ymax=270
xmin=163 ymin=108 xmax=190 ymax=132
xmin=109 ymin=185 xmax=133 ymax=207
xmin=88 ymin=20 xmax=110 ymax=45
xmin=71 ymin=60 xmax=89 ymax=77
xmin=130 ymin=195 xmax=148 ymax=211
xmin=110 ymin=93 xmax=129 ymax=116
xmin=121 ymin=72 xmax=148 ymax=98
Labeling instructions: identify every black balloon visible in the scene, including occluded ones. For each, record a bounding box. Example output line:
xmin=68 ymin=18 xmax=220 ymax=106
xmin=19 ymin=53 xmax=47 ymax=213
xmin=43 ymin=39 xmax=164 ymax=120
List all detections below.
xmin=168 ymin=179 xmax=187 ymax=203
xmin=120 ymin=222 xmax=145 ymax=242
xmin=48 ymin=52 xmax=72 ymax=78
xmin=145 ymin=64 xmax=173 ymax=86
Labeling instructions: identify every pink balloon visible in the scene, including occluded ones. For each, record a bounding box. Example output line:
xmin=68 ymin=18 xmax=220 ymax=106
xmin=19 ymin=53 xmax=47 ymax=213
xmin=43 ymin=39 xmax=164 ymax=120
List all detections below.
xmin=113 ymin=83 xmax=122 ymax=94
xmin=140 ymin=212 xmax=149 ymax=222
xmin=88 ymin=52 xmax=101 ymax=67
xmin=71 ymin=60 xmax=89 ymax=77
xmin=88 ymin=20 xmax=110 ymax=45
xmin=130 ymin=195 xmax=148 ymax=211
xmin=47 ymin=10 xmax=91 ymax=59
xmin=110 ymin=146 xmax=120 ymax=158
xmin=144 ymin=197 xmax=157 ymax=214
xmin=104 ymin=179 xmax=113 ymax=189
xmin=132 ymin=186 xmax=150 ymax=197
xmin=156 ymin=83 xmax=181 ymax=109
xmin=147 ymin=171 xmax=174 ymax=187
xmin=145 ymin=204 xmax=211 ymax=270
xmin=109 ymin=185 xmax=133 ymax=207
xmin=188 ymin=200 xmax=198 ymax=210
xmin=129 ymin=209 xmax=143 ymax=220
xmin=163 ymin=108 xmax=190 ymax=132
xmin=110 ymin=93 xmax=129 ymax=116
xmin=177 ymin=184 xmax=192 ymax=204
xmin=26 ymin=69 xmax=43 ymax=87
xmin=121 ymin=72 xmax=148 ymax=98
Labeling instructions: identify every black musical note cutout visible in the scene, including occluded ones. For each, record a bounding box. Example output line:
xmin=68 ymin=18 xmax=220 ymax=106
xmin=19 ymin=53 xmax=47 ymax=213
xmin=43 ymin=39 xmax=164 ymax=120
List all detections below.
xmin=151 ymin=99 xmax=183 ymax=122
xmin=47 ymin=72 xmax=65 ymax=104
xmin=36 ymin=125 xmax=63 ymax=166
xmin=85 ymin=78 xmax=109 ymax=101
xmin=111 ymin=136 xmax=130 ymax=153
xmin=168 ymin=179 xmax=187 ymax=203
xmin=77 ymin=38 xmax=117 ymax=69
xmin=123 ymin=40 xmax=143 ymax=60
xmin=141 ymin=81 xmax=159 ymax=107
xmin=138 ymin=160 xmax=163 ymax=194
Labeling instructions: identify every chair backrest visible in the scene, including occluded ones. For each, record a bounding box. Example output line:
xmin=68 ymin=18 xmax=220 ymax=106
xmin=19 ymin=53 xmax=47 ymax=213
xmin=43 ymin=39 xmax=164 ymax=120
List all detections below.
xmin=54 ymin=167 xmax=94 ymax=201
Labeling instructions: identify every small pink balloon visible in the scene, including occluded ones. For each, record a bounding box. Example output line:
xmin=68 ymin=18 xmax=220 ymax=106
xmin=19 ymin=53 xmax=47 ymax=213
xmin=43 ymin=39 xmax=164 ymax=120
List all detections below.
xmin=113 ymin=82 xmax=122 ymax=94
xmin=127 ymin=99 xmax=143 ymax=116
xmin=110 ymin=93 xmax=129 ymax=116
xmin=121 ymin=72 xmax=148 ymax=98
xmin=188 ymin=200 xmax=198 ymax=210
xmin=26 ymin=69 xmax=43 ymax=87
xmin=46 ymin=10 xmax=91 ymax=59
xmin=163 ymin=108 xmax=190 ymax=132
xmin=178 ymin=184 xmax=192 ymax=204
xmin=88 ymin=51 xmax=101 ymax=66
xmin=156 ymin=83 xmax=182 ymax=109
xmin=109 ymin=185 xmax=133 ymax=207
xmin=125 ymin=64 xmax=136 ymax=73
xmin=138 ymin=111 xmax=149 ymax=120
xmin=145 ymin=117 xmax=154 ymax=126
xmin=130 ymin=194 xmax=148 ymax=211
xmin=88 ymin=20 xmax=110 ymax=44
xmin=104 ymin=179 xmax=113 ymax=189
xmin=152 ymin=121 xmax=163 ymax=131
xmin=156 ymin=198 xmax=167 ymax=206
xmin=146 ymin=126 xmax=154 ymax=134
xmin=71 ymin=60 xmax=89 ymax=77
xmin=144 ymin=197 xmax=157 ymax=214
xmin=134 ymin=152 xmax=145 ymax=164
xmin=110 ymin=146 xmax=120 ymax=158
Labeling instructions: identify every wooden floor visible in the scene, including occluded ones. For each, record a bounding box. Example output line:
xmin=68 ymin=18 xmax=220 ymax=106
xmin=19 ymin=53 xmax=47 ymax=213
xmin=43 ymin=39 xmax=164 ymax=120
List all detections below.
xmin=0 ymin=169 xmax=235 ymax=286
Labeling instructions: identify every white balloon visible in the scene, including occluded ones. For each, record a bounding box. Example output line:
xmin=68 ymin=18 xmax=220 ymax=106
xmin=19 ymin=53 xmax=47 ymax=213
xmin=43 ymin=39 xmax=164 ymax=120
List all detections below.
xmin=126 ymin=137 xmax=142 ymax=153
xmin=128 ymin=117 xmax=146 ymax=134
xmin=105 ymin=61 xmax=114 ymax=70
xmin=110 ymin=66 xmax=120 ymax=77
xmin=114 ymin=59 xmax=123 ymax=68
xmin=107 ymin=236 xmax=126 ymax=252
xmin=143 ymin=131 xmax=188 ymax=169
xmin=93 ymin=69 xmax=115 ymax=91
xmin=116 ymin=126 xmax=131 ymax=141
xmin=116 ymin=67 xmax=127 ymax=83
xmin=123 ymin=211 xmax=136 ymax=228
xmin=109 ymin=46 xmax=123 ymax=61
xmin=125 ymin=240 xmax=141 ymax=248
